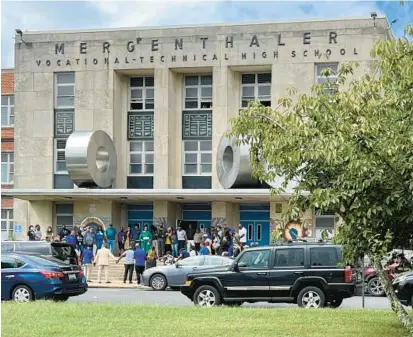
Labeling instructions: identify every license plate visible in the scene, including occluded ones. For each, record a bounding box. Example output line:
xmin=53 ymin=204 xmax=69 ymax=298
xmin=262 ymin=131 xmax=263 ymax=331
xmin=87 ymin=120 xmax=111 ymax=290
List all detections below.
xmin=68 ymin=273 xmax=77 ymax=280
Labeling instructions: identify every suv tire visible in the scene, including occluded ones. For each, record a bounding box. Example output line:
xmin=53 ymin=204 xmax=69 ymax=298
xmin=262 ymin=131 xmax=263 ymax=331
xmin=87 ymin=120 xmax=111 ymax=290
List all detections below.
xmin=193 ymin=285 xmax=221 ymax=307
xmin=367 ymin=277 xmax=384 ymax=297
xmin=297 ymin=286 xmax=325 ymax=308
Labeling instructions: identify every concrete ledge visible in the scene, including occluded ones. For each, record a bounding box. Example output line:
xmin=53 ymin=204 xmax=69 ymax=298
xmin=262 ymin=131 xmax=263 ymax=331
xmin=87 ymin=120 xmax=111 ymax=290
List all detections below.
xmin=87 ymin=282 xmax=151 ymax=289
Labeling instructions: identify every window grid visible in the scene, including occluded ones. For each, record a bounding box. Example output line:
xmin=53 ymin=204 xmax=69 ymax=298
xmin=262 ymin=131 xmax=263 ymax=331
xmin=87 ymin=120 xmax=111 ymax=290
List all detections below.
xmin=55 ymin=73 xmax=75 ymax=109
xmin=183 ymin=75 xmax=213 ymax=110
xmin=128 ymin=140 xmax=154 ymax=176
xmin=54 ymin=139 xmax=67 ymax=174
xmin=1 ymin=208 xmax=13 ymax=240
xmin=1 ymin=152 xmax=14 ymax=184
xmin=241 ymin=73 xmax=272 ymax=108
xmin=183 ymin=140 xmax=212 ymax=176
xmin=129 ymin=77 xmax=155 ymax=111
xmin=1 ymin=95 xmax=15 ymax=126
xmin=55 ymin=203 xmax=73 ymax=231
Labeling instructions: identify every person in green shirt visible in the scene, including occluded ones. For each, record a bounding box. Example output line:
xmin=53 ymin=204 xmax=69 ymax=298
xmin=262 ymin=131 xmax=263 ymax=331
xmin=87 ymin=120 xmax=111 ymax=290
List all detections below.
xmin=139 ymin=225 xmax=153 ymax=255
xmin=105 ymin=224 xmax=117 ymax=254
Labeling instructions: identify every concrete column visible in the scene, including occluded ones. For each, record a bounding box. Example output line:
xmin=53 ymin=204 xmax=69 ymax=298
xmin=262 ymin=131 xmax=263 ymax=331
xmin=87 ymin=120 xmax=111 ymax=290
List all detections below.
xmin=154 ymin=69 xmax=182 ymax=189
xmin=212 ymin=201 xmax=239 ymax=227
xmin=112 ymin=72 xmax=128 ymax=188
xmin=153 ymin=201 xmax=177 ymax=228
xmin=212 ymin=66 xmax=240 ymax=189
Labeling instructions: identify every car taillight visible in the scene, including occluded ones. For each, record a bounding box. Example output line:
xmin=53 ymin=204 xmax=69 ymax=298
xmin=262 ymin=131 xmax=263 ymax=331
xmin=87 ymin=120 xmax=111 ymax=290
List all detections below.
xmin=40 ymin=271 xmax=65 ymax=279
xmin=344 ymin=266 xmax=353 ymax=283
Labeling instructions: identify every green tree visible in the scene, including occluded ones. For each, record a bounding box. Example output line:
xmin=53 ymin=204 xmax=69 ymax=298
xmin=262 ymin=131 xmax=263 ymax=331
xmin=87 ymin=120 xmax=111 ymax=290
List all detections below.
xmin=230 ymin=25 xmax=413 ymax=333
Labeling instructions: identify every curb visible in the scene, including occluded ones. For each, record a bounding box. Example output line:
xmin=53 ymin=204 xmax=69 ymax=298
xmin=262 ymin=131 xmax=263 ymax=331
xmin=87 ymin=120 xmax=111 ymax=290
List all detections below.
xmin=87 ymin=283 xmax=151 ymax=290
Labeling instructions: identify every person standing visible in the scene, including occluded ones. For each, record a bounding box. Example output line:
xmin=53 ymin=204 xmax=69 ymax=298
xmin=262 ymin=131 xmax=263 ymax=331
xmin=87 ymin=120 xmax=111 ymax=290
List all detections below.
xmin=83 ymin=227 xmax=96 ymax=254
xmin=132 ymin=224 xmax=140 ymax=246
xmin=65 ymin=230 xmax=78 ymax=249
xmin=82 ymin=246 xmax=94 ymax=282
xmin=133 ymin=242 xmax=146 ymax=285
xmin=105 ymin=224 xmax=117 ymax=254
xmin=59 ymin=225 xmax=70 ymax=241
xmin=95 ymin=225 xmax=105 ymax=251
xmin=124 ymin=227 xmax=132 ymax=251
xmin=93 ymin=242 xmax=116 ymax=284
xmin=164 ymin=228 xmax=172 ymax=255
xmin=117 ymin=245 xmax=135 ymax=284
xmin=177 ymin=226 xmax=187 ymax=251
xmin=186 ymin=224 xmax=195 ymax=252
xmin=171 ymin=228 xmax=179 ymax=257
xmin=45 ymin=226 xmax=54 ymax=242
xmin=238 ymin=224 xmax=247 ymax=249
xmin=157 ymin=223 xmax=165 ymax=258
xmin=193 ymin=228 xmax=202 ymax=254
xmin=139 ymin=225 xmax=153 ymax=255
xmin=27 ymin=225 xmax=36 ymax=241
xmin=117 ymin=227 xmax=126 ymax=256
xmin=34 ymin=225 xmax=42 ymax=241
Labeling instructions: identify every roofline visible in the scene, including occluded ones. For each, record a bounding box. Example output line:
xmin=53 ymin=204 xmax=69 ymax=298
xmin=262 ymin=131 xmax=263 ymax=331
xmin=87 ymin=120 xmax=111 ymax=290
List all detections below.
xmin=19 ymin=16 xmax=388 ymax=36
xmin=1 ymin=68 xmax=14 ymax=71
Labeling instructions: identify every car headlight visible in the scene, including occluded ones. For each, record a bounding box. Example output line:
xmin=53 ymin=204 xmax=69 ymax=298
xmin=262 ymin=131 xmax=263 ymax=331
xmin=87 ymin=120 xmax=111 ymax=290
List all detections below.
xmin=185 ymin=280 xmax=192 ymax=286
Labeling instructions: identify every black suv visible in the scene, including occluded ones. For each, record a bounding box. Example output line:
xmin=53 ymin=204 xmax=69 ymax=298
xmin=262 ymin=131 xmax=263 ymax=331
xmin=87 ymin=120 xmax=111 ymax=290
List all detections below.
xmin=181 ymin=243 xmax=355 ymax=308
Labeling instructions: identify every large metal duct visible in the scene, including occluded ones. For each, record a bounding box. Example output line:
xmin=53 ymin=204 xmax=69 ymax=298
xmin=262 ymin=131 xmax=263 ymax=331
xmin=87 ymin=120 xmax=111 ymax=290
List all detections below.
xmin=65 ymin=130 xmax=117 ymax=188
xmin=216 ymin=135 xmax=269 ymax=189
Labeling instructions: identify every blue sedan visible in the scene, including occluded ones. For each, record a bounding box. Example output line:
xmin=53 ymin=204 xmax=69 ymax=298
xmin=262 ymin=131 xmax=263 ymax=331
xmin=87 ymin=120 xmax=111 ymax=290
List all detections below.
xmin=1 ymin=252 xmax=87 ymax=302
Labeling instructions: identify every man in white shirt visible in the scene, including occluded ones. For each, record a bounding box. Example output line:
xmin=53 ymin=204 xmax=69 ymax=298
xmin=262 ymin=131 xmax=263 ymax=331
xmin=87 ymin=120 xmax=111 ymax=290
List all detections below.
xmin=177 ymin=226 xmax=187 ymax=251
xmin=238 ymin=224 xmax=247 ymax=249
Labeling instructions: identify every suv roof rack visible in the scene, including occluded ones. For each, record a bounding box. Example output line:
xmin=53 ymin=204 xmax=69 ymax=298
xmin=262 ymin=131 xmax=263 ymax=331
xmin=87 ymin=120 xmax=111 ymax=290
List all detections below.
xmin=271 ymin=240 xmax=335 ymax=246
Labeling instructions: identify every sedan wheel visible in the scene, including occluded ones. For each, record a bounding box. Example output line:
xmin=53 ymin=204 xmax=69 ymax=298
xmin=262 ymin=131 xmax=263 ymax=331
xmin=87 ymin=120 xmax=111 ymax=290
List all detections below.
xmin=12 ymin=286 xmax=33 ymax=303
xmin=150 ymin=274 xmax=167 ymax=291
xmin=368 ymin=278 xmax=384 ymax=297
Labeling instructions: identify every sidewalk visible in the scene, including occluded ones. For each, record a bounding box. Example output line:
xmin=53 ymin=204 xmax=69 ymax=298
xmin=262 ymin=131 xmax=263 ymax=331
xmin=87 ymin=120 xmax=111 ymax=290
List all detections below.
xmin=88 ymin=281 xmax=151 ymax=289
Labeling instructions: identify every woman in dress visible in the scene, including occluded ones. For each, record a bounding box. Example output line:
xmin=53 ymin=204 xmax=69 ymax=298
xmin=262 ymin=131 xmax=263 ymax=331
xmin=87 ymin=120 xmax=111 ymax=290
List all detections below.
xmin=124 ymin=227 xmax=132 ymax=251
xmin=139 ymin=225 xmax=153 ymax=255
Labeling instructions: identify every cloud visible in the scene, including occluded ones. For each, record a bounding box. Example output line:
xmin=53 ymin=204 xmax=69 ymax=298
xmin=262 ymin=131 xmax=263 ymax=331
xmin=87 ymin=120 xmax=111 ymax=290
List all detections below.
xmin=1 ymin=1 xmax=412 ymax=68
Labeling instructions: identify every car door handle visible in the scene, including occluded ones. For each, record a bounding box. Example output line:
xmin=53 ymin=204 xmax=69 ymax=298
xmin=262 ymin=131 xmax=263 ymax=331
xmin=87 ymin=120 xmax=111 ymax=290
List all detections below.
xmin=294 ymin=272 xmax=304 ymax=275
xmin=256 ymin=272 xmax=267 ymax=276
xmin=5 ymin=275 xmax=15 ymax=279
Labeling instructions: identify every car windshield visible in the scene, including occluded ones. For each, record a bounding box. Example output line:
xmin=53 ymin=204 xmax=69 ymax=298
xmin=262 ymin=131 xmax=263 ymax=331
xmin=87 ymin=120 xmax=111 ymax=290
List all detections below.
xmin=178 ymin=257 xmax=203 ymax=266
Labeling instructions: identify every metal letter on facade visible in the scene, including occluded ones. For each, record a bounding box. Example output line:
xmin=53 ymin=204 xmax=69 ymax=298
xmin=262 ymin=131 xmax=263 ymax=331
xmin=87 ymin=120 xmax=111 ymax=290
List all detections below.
xmin=65 ymin=130 xmax=117 ymax=188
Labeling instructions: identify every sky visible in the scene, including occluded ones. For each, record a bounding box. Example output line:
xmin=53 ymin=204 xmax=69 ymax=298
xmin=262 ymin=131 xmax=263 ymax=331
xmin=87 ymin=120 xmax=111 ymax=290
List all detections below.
xmin=1 ymin=0 xmax=412 ymax=68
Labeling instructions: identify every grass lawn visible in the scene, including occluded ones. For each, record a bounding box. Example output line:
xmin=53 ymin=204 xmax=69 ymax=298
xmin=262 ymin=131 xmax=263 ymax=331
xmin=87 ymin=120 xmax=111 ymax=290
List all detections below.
xmin=1 ymin=301 xmax=409 ymax=337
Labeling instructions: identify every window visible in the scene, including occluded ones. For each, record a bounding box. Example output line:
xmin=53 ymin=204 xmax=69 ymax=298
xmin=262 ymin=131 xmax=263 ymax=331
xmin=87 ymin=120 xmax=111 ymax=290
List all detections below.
xmin=204 ymin=256 xmax=230 ymax=266
xmin=1 ymin=256 xmax=25 ymax=269
xmin=129 ymin=141 xmax=154 ymax=175
xmin=129 ymin=77 xmax=154 ymax=110
xmin=237 ymin=249 xmax=270 ymax=269
xmin=310 ymin=247 xmax=340 ymax=267
xmin=1 ymin=152 xmax=14 ymax=184
xmin=1 ymin=209 xmax=13 ymax=241
xmin=1 ymin=95 xmax=15 ymax=126
xmin=178 ymin=256 xmax=203 ymax=267
xmin=55 ymin=204 xmax=73 ymax=231
xmin=54 ymin=139 xmax=67 ymax=174
xmin=315 ymin=215 xmax=335 ymax=240
xmin=55 ymin=73 xmax=75 ymax=108
xmin=184 ymin=75 xmax=212 ymax=109
xmin=315 ymin=63 xmax=338 ymax=94
xmin=183 ymin=140 xmax=212 ymax=175
xmin=241 ymin=73 xmax=271 ymax=107
xmin=274 ymin=248 xmax=304 ymax=267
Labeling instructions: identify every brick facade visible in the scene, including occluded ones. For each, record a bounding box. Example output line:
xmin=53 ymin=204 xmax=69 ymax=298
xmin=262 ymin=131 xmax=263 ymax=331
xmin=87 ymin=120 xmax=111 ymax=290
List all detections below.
xmin=1 ymin=69 xmax=15 ymax=218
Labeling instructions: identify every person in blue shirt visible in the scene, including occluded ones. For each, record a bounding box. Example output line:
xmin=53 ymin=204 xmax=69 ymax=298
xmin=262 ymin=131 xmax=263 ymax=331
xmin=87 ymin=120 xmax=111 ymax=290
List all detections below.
xmin=105 ymin=224 xmax=117 ymax=254
xmin=199 ymin=242 xmax=210 ymax=256
xmin=176 ymin=248 xmax=190 ymax=262
xmin=95 ymin=225 xmax=105 ymax=251
xmin=65 ymin=230 xmax=78 ymax=249
xmin=133 ymin=242 xmax=146 ymax=285
xmin=82 ymin=246 xmax=94 ymax=282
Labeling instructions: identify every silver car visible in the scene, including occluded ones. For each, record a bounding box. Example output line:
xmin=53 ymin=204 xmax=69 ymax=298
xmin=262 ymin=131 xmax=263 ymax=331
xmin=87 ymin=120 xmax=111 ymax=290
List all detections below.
xmin=143 ymin=255 xmax=232 ymax=291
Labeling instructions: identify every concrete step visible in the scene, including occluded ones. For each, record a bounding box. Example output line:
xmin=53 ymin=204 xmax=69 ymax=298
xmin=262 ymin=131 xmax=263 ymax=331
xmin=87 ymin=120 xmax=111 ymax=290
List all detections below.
xmin=85 ymin=263 xmax=145 ymax=282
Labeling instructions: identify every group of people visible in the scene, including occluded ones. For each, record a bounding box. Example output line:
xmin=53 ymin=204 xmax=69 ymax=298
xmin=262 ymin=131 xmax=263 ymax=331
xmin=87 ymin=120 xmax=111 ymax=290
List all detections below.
xmin=27 ymin=225 xmax=54 ymax=241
